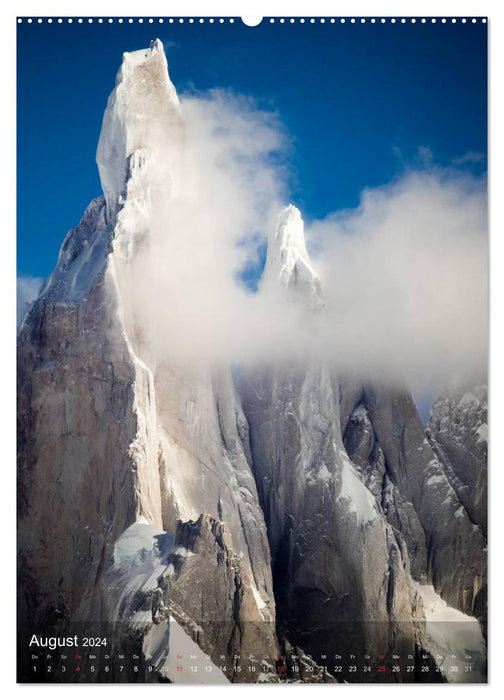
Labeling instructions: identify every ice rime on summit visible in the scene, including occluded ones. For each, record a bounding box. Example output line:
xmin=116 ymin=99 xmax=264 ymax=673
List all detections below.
xmin=263 ymin=204 xmax=325 ymax=310
xmin=96 ymin=38 xmax=182 ymax=222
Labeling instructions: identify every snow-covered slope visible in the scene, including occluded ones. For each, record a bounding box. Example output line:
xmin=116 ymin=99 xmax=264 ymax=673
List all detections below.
xmin=413 ymin=582 xmax=486 ymax=682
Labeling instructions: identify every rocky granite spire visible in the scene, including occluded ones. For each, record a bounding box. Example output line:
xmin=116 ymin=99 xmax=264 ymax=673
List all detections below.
xmin=237 ymin=213 xmax=430 ymax=680
xmin=262 ymin=204 xmax=324 ymax=310
xmin=96 ymin=39 xmax=182 ymax=222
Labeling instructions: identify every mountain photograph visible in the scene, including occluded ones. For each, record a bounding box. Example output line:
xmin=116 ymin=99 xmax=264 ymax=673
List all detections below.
xmin=17 ymin=17 xmax=488 ymax=683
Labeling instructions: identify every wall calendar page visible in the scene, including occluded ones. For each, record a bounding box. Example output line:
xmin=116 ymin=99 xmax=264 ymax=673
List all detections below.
xmin=16 ymin=13 xmax=488 ymax=684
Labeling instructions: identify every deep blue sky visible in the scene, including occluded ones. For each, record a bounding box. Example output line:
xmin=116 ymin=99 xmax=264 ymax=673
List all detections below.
xmin=17 ymin=18 xmax=487 ymax=280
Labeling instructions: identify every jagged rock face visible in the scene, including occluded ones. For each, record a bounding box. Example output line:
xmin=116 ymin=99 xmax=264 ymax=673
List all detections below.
xmin=97 ymin=41 xmax=276 ymax=621
xmin=17 ymin=197 xmax=164 ymax=631
xmin=341 ymin=381 xmax=487 ymax=616
xmin=427 ymin=384 xmax=487 ymax=535
xmin=239 ymin=363 xmax=422 ymax=679
xmin=343 ymin=404 xmax=386 ymax=498
xmin=153 ymin=364 xmax=275 ymax=608
xmin=170 ymin=515 xmax=278 ymax=681
xmin=17 ymin=39 xmax=277 ymax=674
xmin=238 ymin=211 xmax=423 ymax=679
xmin=102 ymin=515 xmax=278 ymax=682
xmin=281 ymin=640 xmax=337 ymax=683
xmin=238 ymin=205 xmax=487 ymax=677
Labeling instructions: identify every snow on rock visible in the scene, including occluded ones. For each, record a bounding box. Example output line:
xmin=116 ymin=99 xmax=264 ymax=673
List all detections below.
xmin=108 ymin=521 xmax=177 ymax=623
xmin=429 ymin=384 xmax=487 ymax=450
xmin=112 ymin=520 xmax=175 ymax=569
xmin=262 ymin=205 xmax=324 ymax=310
xmin=459 ymin=392 xmax=478 ymax=408
xmin=476 ymin=423 xmax=488 ymax=444
xmin=96 ymin=38 xmax=182 ymax=221
xmin=165 ymin=617 xmax=229 ymax=683
xmin=425 ymin=473 xmax=445 ymax=487
xmin=141 ymin=614 xmax=230 ymax=683
xmin=316 ymin=462 xmax=332 ymax=484
xmin=250 ymin=581 xmax=268 ymax=620
xmin=413 ymin=582 xmax=486 ymax=682
xmin=39 ymin=196 xmax=110 ymax=303
xmin=142 ymin=618 xmax=171 ymax=671
xmin=427 ymin=382 xmax=487 ymax=535
xmin=338 ymin=453 xmax=378 ymax=523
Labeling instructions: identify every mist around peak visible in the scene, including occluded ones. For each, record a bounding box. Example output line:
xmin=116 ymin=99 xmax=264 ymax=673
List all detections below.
xmin=118 ymin=73 xmax=486 ymax=391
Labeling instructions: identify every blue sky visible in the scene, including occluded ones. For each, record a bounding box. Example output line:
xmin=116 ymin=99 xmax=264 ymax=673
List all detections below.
xmin=17 ymin=18 xmax=487 ymax=280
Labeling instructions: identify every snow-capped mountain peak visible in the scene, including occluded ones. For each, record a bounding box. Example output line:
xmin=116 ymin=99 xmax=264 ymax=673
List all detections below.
xmin=262 ymin=204 xmax=324 ymax=309
xmin=96 ymin=38 xmax=182 ymax=221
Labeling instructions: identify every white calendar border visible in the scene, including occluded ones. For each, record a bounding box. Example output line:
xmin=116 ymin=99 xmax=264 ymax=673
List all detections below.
xmin=2 ymin=1 xmax=502 ymax=698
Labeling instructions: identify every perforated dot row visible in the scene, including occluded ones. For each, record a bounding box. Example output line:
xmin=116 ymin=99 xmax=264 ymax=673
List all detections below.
xmin=268 ymin=17 xmax=486 ymax=24
xmin=17 ymin=17 xmax=488 ymax=25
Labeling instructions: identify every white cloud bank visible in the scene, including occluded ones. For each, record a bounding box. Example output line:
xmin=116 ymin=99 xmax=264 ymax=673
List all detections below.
xmin=21 ymin=85 xmax=485 ymax=394
xmin=123 ymin=86 xmax=487 ymax=390
xmin=306 ymin=168 xmax=488 ymax=386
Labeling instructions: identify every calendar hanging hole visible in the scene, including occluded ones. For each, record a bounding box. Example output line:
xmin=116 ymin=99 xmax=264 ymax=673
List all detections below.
xmin=241 ymin=17 xmax=263 ymax=27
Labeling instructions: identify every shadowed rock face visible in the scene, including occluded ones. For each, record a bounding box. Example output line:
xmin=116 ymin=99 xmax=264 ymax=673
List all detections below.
xmin=169 ymin=515 xmax=278 ymax=681
xmin=237 ymin=204 xmax=486 ymax=679
xmin=340 ymin=382 xmax=487 ymax=617
xmin=17 ymin=197 xmax=153 ymax=631
xmin=237 ymin=208 xmax=426 ymax=681
xmin=238 ymin=365 xmax=486 ymax=679
xmin=238 ymin=364 xmax=423 ymax=681
xmin=101 ymin=514 xmax=278 ymax=682
xmin=427 ymin=384 xmax=487 ymax=536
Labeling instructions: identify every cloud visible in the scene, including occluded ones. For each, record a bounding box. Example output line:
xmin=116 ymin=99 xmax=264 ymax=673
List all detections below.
xmin=118 ymin=88 xmax=487 ymax=390
xmin=451 ymin=151 xmax=486 ymax=167
xmin=306 ymin=167 xmax=488 ymax=386
xmin=123 ymin=89 xmax=290 ymax=367
xmin=162 ymin=40 xmax=179 ymax=51
xmin=17 ymin=276 xmax=43 ymax=328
